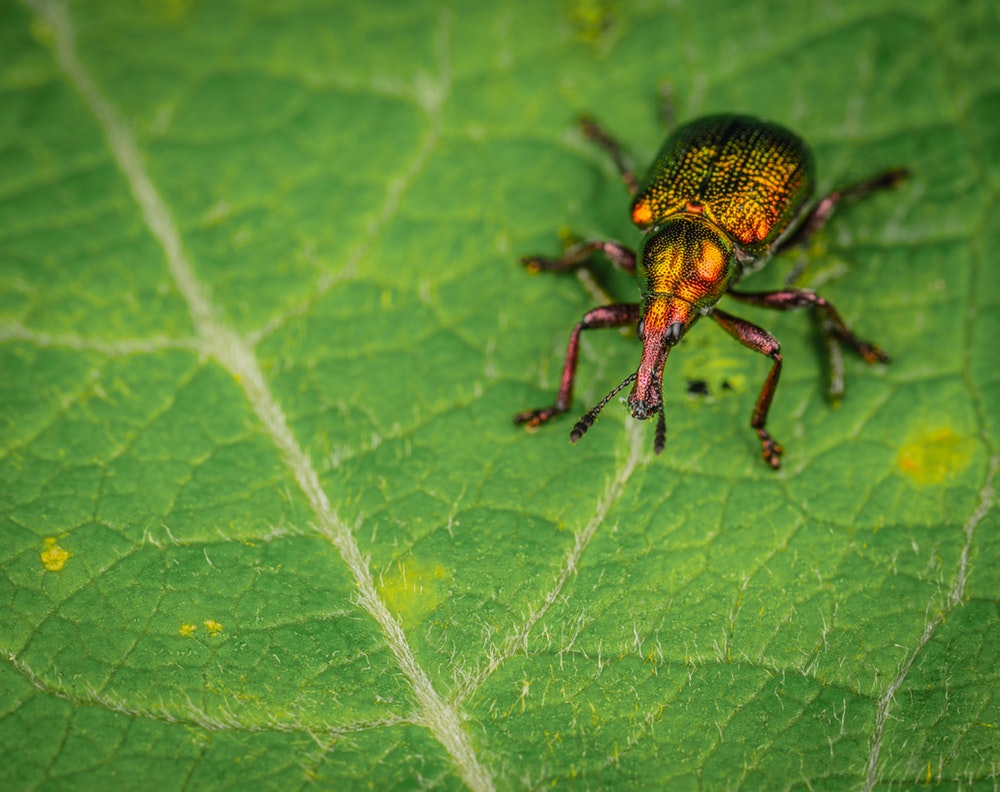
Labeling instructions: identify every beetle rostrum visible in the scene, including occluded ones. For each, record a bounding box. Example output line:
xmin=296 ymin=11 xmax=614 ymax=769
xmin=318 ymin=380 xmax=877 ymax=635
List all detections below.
xmin=515 ymin=113 xmax=908 ymax=468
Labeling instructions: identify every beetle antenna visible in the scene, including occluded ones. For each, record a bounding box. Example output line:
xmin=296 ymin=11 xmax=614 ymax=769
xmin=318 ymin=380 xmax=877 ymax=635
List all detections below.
xmin=654 ymin=383 xmax=667 ymax=455
xmin=570 ymin=372 xmax=638 ymax=443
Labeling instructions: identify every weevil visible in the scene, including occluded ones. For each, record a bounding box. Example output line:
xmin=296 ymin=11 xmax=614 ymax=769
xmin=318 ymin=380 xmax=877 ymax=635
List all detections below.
xmin=515 ymin=114 xmax=908 ymax=468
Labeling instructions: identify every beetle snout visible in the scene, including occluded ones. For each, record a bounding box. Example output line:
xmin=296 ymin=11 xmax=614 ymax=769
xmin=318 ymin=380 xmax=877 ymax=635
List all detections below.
xmin=630 ymin=335 xmax=670 ymax=421
xmin=627 ymin=395 xmax=660 ymax=421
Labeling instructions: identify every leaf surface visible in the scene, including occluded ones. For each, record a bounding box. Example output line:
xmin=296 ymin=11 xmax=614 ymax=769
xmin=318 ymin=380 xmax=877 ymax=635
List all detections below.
xmin=2 ymin=0 xmax=998 ymax=789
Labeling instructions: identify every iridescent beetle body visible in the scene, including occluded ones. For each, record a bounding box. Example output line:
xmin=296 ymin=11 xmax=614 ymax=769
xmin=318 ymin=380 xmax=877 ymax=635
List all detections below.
xmin=516 ymin=114 xmax=907 ymax=468
xmin=630 ymin=115 xmax=812 ymax=253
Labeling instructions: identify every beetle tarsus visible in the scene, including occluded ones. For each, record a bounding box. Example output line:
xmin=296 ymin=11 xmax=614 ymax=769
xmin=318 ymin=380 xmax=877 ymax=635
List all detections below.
xmin=874 ymin=167 xmax=910 ymax=190
xmin=520 ymin=255 xmax=558 ymax=274
xmin=514 ymin=406 xmax=564 ymax=427
xmin=858 ymin=343 xmax=891 ymax=365
xmin=758 ymin=430 xmax=783 ymax=469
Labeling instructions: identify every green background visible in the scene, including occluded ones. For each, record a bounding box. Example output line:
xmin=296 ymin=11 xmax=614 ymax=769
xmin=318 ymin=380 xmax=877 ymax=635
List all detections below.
xmin=2 ymin=0 xmax=998 ymax=789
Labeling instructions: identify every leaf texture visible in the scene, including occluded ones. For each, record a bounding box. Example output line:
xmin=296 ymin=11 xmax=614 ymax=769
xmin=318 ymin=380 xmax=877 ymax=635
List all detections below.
xmin=1 ymin=0 xmax=998 ymax=789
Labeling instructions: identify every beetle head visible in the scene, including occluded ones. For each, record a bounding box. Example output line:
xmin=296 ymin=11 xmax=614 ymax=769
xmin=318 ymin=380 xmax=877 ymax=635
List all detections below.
xmin=571 ymin=218 xmax=738 ymax=455
xmin=630 ymin=218 xmax=737 ymax=451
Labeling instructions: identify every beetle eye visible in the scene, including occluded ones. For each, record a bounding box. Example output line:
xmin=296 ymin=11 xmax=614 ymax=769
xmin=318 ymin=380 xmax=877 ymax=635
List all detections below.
xmin=637 ymin=318 xmax=645 ymax=340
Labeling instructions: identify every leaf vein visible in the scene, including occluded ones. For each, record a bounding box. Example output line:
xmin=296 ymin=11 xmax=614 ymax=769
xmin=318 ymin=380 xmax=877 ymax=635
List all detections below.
xmin=23 ymin=2 xmax=492 ymax=789
xmin=861 ymin=456 xmax=998 ymax=790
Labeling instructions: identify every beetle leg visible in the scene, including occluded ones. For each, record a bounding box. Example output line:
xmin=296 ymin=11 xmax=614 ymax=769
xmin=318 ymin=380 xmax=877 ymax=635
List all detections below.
xmin=711 ymin=309 xmax=784 ymax=469
xmin=522 ymin=240 xmax=637 ymax=275
xmin=658 ymin=82 xmax=675 ymax=131
xmin=515 ymin=303 xmax=641 ymax=428
xmin=727 ymin=288 xmax=889 ymax=403
xmin=578 ymin=116 xmax=640 ymax=196
xmin=778 ymin=168 xmax=909 ymax=253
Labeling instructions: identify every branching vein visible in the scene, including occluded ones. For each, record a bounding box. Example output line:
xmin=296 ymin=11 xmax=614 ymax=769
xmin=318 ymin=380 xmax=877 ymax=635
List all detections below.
xmin=862 ymin=456 xmax=998 ymax=791
xmin=0 ymin=321 xmax=199 ymax=355
xmin=23 ymin=2 xmax=492 ymax=789
xmin=454 ymin=420 xmax=648 ymax=704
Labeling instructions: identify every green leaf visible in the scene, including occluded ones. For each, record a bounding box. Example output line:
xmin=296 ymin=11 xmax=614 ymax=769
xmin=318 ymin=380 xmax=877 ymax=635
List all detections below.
xmin=2 ymin=0 xmax=998 ymax=789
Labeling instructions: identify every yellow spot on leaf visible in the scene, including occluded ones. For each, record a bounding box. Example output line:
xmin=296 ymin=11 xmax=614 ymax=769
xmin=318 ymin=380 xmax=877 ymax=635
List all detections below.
xmin=898 ymin=428 xmax=973 ymax=484
xmin=379 ymin=558 xmax=447 ymax=624
xmin=143 ymin=0 xmax=192 ymax=23
xmin=179 ymin=623 xmax=198 ymax=637
xmin=568 ymin=0 xmax=615 ymax=43
xmin=204 ymin=619 xmax=223 ymax=636
xmin=29 ymin=19 xmax=54 ymax=47
xmin=40 ymin=538 xmax=70 ymax=572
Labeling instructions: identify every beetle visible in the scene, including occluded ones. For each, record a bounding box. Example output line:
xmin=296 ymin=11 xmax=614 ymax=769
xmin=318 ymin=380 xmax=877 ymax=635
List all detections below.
xmin=514 ymin=113 xmax=908 ymax=468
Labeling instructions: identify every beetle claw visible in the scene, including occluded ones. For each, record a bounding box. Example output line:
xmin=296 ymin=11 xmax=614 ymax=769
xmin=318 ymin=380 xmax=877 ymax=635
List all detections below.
xmin=514 ymin=407 xmax=562 ymax=427
xmin=520 ymin=256 xmax=546 ymax=274
xmin=859 ymin=343 xmax=891 ymax=365
xmin=758 ymin=430 xmax=783 ymax=469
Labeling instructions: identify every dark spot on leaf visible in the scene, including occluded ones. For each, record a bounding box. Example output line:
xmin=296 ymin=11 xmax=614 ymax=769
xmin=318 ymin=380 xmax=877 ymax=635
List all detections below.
xmin=686 ymin=379 xmax=709 ymax=397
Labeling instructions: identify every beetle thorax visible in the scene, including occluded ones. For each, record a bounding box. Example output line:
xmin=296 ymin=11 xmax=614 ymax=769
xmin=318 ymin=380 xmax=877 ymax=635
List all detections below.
xmin=638 ymin=217 xmax=737 ymax=309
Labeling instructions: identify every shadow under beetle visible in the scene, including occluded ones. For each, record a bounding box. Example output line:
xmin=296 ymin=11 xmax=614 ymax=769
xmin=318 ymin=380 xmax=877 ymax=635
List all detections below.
xmin=515 ymin=114 xmax=908 ymax=468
